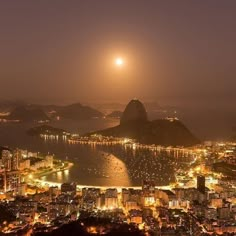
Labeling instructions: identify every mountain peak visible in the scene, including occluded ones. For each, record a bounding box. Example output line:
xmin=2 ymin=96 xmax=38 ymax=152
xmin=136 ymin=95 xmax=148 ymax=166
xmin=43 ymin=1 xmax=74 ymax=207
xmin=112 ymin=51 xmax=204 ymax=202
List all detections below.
xmin=120 ymin=99 xmax=148 ymax=125
xmin=90 ymin=99 xmax=200 ymax=147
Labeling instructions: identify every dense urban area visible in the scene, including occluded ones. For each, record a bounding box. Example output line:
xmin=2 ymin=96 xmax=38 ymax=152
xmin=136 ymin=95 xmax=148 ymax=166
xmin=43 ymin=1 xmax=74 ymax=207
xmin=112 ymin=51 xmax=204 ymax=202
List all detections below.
xmin=0 ymin=136 xmax=236 ymax=235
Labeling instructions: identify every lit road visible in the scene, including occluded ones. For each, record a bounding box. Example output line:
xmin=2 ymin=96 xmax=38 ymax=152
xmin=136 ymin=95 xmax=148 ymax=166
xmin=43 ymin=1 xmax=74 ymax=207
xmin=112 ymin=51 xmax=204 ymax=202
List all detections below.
xmin=33 ymin=178 xmax=172 ymax=192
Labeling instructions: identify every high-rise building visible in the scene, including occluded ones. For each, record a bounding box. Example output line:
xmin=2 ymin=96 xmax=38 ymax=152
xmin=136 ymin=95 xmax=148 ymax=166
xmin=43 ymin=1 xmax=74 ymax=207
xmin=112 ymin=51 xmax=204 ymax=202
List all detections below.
xmin=0 ymin=169 xmax=6 ymax=192
xmin=105 ymin=188 xmax=118 ymax=209
xmin=96 ymin=193 xmax=105 ymax=209
xmin=45 ymin=155 xmax=53 ymax=168
xmin=61 ymin=183 xmax=76 ymax=195
xmin=12 ymin=149 xmax=22 ymax=170
xmin=197 ymin=175 xmax=205 ymax=193
xmin=5 ymin=171 xmax=21 ymax=192
xmin=1 ymin=149 xmax=12 ymax=171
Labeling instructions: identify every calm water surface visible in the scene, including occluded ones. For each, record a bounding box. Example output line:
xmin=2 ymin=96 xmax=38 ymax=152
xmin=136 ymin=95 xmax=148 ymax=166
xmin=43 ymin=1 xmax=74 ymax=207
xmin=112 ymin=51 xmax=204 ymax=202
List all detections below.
xmin=0 ymin=119 xmax=193 ymax=186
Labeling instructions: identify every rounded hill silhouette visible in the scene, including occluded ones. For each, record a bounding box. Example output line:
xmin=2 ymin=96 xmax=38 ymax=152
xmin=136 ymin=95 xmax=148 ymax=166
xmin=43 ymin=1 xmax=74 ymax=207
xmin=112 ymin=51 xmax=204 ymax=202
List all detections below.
xmin=89 ymin=99 xmax=200 ymax=147
xmin=120 ymin=99 xmax=147 ymax=125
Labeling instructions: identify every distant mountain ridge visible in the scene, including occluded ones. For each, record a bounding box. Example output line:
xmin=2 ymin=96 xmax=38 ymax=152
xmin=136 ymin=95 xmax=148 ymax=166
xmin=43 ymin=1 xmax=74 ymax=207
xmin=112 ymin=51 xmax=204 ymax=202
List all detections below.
xmin=0 ymin=100 xmax=26 ymax=113
xmin=31 ymin=103 xmax=103 ymax=120
xmin=8 ymin=106 xmax=49 ymax=122
xmin=2 ymin=103 xmax=103 ymax=122
xmin=90 ymin=99 xmax=200 ymax=147
xmin=55 ymin=103 xmax=103 ymax=120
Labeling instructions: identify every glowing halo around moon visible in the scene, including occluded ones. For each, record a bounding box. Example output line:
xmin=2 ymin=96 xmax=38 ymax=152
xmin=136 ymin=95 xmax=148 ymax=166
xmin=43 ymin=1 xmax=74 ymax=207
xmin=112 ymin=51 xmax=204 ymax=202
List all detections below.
xmin=115 ymin=57 xmax=124 ymax=67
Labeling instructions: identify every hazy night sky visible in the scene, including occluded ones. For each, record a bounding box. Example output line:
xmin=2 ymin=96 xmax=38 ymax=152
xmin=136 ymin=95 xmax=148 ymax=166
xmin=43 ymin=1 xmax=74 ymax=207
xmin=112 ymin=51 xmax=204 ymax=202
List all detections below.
xmin=0 ymin=1 xmax=236 ymax=107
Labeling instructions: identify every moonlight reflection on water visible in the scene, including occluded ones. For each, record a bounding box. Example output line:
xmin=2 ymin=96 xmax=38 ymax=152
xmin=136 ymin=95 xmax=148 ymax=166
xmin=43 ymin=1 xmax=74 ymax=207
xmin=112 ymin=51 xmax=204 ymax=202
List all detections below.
xmin=43 ymin=142 xmax=194 ymax=186
xmin=42 ymin=148 xmax=132 ymax=186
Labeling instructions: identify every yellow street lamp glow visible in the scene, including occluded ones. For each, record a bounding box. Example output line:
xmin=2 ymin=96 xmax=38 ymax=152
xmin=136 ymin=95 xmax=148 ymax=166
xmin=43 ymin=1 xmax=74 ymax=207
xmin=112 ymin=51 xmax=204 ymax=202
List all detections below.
xmin=115 ymin=57 xmax=124 ymax=66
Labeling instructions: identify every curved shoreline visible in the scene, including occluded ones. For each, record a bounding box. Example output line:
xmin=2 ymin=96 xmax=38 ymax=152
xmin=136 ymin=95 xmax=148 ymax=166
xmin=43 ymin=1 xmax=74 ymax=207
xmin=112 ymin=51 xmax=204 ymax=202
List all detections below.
xmin=33 ymin=177 xmax=172 ymax=192
xmin=33 ymin=161 xmax=74 ymax=179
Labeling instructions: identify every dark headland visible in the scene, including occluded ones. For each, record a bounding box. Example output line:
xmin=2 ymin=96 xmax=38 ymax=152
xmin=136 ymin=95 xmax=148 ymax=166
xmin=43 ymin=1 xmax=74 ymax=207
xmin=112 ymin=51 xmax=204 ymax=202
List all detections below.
xmin=90 ymin=99 xmax=200 ymax=147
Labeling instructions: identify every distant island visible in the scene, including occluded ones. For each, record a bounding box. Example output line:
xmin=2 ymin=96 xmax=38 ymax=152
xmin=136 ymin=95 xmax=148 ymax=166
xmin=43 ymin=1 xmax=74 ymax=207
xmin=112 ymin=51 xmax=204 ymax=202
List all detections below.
xmin=27 ymin=125 xmax=70 ymax=136
xmin=89 ymin=99 xmax=200 ymax=147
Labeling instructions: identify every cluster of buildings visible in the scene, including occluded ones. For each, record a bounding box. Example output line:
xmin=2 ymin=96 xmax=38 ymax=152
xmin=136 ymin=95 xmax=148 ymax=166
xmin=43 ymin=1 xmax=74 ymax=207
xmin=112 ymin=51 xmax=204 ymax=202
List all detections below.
xmin=0 ymin=147 xmax=53 ymax=194
xmin=0 ymin=142 xmax=235 ymax=235
xmin=80 ymin=177 xmax=236 ymax=235
xmin=0 ymin=172 xmax=235 ymax=235
xmin=208 ymin=142 xmax=236 ymax=166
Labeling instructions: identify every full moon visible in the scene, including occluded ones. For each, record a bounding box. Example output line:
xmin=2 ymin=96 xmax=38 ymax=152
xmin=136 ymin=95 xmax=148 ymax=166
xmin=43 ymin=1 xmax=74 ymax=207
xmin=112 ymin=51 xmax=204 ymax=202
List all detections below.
xmin=115 ymin=58 xmax=124 ymax=66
